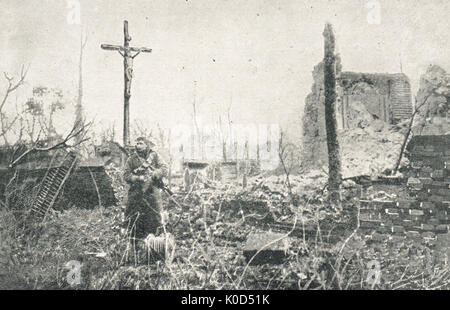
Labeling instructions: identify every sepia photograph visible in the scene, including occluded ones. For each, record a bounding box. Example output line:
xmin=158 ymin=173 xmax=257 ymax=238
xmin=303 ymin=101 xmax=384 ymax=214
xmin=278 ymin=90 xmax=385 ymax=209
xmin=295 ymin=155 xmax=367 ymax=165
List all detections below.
xmin=0 ymin=0 xmax=450 ymax=294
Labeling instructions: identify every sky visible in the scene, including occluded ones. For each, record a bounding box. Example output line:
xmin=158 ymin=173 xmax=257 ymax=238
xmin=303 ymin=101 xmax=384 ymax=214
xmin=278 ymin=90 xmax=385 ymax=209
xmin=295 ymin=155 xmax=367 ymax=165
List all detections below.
xmin=1 ymin=0 xmax=449 ymax=144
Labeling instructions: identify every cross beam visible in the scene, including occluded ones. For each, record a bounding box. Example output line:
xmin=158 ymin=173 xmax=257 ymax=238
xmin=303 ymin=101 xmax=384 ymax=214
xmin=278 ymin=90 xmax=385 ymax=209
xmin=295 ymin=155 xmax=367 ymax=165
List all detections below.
xmin=101 ymin=20 xmax=152 ymax=147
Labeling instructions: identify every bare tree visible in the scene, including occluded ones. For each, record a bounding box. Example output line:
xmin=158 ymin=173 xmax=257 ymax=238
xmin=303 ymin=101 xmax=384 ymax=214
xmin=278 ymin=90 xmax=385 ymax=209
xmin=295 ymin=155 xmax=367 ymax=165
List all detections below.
xmin=278 ymin=130 xmax=301 ymax=197
xmin=100 ymin=121 xmax=117 ymax=142
xmin=75 ymin=30 xmax=88 ymax=144
xmin=323 ymin=23 xmax=342 ymax=207
xmin=392 ymin=91 xmax=434 ymax=174
xmin=1 ymin=65 xmax=29 ymax=145
xmin=132 ymin=119 xmax=153 ymax=142
xmin=217 ymin=115 xmax=227 ymax=161
xmin=9 ymin=121 xmax=92 ymax=168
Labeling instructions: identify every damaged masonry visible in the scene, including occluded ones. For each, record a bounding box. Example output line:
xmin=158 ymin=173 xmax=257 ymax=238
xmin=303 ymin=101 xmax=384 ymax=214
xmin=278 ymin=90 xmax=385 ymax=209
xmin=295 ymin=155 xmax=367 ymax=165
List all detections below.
xmin=2 ymin=2 xmax=450 ymax=292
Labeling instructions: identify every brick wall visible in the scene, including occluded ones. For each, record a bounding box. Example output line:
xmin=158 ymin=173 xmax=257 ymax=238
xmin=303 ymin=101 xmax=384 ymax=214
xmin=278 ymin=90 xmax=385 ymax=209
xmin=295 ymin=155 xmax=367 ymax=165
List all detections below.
xmin=359 ymin=135 xmax=450 ymax=241
xmin=390 ymin=75 xmax=413 ymax=121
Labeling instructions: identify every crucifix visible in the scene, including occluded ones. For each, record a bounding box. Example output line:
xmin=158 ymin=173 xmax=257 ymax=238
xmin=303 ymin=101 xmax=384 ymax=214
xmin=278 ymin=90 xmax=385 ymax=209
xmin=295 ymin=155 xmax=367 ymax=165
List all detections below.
xmin=101 ymin=20 xmax=152 ymax=146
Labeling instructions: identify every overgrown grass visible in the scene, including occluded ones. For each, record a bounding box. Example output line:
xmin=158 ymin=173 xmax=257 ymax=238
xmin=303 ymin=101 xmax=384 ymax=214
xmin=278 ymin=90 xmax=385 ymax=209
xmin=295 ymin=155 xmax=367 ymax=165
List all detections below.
xmin=1 ymin=166 xmax=449 ymax=290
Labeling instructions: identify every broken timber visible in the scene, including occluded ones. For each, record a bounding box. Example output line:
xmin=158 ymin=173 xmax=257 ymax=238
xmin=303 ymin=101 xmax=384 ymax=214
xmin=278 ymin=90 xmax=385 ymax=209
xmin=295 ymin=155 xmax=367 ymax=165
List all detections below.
xmin=31 ymin=152 xmax=78 ymax=219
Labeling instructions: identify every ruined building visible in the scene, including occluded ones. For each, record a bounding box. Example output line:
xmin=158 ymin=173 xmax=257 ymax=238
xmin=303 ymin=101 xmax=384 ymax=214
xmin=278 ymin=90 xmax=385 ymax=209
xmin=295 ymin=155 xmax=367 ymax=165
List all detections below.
xmin=338 ymin=71 xmax=412 ymax=125
xmin=302 ymin=58 xmax=413 ymax=166
xmin=412 ymin=65 xmax=450 ymax=135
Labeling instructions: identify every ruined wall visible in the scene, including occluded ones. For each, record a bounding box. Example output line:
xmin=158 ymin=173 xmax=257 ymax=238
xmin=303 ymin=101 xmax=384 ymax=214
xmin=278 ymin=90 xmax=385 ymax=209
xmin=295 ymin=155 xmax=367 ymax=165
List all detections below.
xmin=302 ymin=60 xmax=412 ymax=169
xmin=339 ymin=72 xmax=412 ymax=123
xmin=358 ymin=135 xmax=450 ymax=243
xmin=301 ymin=58 xmax=342 ymax=165
xmin=413 ymin=65 xmax=450 ymax=135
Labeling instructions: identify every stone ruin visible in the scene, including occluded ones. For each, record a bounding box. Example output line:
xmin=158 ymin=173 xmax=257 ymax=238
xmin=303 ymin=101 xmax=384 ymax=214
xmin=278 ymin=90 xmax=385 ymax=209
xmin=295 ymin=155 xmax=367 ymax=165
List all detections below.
xmin=357 ymin=135 xmax=450 ymax=249
xmin=413 ymin=65 xmax=450 ymax=135
xmin=302 ymin=57 xmax=413 ymax=167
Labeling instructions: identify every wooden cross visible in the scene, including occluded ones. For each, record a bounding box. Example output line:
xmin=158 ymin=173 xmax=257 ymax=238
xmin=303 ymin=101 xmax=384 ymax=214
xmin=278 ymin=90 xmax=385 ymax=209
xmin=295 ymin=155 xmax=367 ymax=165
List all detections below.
xmin=101 ymin=20 xmax=152 ymax=147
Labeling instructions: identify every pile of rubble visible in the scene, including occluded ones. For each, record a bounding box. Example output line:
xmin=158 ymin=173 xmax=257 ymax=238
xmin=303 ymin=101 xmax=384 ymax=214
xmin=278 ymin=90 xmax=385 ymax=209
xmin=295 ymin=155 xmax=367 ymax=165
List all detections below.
xmin=340 ymin=124 xmax=406 ymax=178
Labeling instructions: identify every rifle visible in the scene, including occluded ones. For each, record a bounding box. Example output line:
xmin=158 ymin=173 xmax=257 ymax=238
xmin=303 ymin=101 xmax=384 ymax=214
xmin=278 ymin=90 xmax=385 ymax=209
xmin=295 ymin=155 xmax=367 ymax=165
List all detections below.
xmin=133 ymin=160 xmax=188 ymax=212
xmin=137 ymin=162 xmax=174 ymax=196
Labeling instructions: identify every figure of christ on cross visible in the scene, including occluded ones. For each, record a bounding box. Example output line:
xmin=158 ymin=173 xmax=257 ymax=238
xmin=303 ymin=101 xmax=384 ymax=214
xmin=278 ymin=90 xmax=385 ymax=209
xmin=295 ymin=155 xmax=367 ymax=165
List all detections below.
xmin=101 ymin=20 xmax=152 ymax=147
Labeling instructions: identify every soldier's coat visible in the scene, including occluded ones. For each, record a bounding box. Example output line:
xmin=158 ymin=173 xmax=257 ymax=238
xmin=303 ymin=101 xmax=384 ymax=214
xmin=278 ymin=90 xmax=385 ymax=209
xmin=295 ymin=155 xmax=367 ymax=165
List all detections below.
xmin=123 ymin=148 xmax=168 ymax=238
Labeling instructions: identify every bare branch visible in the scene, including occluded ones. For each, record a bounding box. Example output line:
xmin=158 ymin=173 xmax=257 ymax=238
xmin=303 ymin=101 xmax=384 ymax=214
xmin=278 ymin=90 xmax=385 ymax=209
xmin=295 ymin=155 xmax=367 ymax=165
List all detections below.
xmin=392 ymin=90 xmax=434 ymax=174
xmin=1 ymin=65 xmax=29 ymax=111
xmin=82 ymin=30 xmax=88 ymax=49
xmin=9 ymin=121 xmax=92 ymax=168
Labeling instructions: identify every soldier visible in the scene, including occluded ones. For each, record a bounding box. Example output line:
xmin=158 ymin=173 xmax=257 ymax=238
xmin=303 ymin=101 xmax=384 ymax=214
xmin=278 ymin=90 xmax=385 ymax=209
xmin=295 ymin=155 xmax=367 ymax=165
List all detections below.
xmin=123 ymin=137 xmax=168 ymax=239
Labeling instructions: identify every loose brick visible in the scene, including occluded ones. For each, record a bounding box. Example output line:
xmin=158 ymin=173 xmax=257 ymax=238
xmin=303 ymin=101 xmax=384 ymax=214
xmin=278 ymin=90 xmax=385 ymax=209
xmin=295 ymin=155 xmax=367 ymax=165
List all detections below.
xmin=421 ymin=224 xmax=435 ymax=231
xmin=427 ymin=188 xmax=450 ymax=197
xmin=360 ymin=213 xmax=371 ymax=221
xmin=419 ymin=178 xmax=433 ymax=185
xmin=432 ymin=162 xmax=446 ymax=170
xmin=411 ymin=161 xmax=423 ymax=169
xmin=429 ymin=195 xmax=444 ymax=203
xmin=404 ymin=171 xmax=418 ymax=178
xmin=402 ymin=220 xmax=415 ymax=228
xmin=359 ymin=200 xmax=391 ymax=210
xmin=423 ymin=184 xmax=442 ymax=191
xmin=422 ymin=167 xmax=434 ymax=173
xmin=385 ymin=208 xmax=401 ymax=214
xmin=428 ymin=218 xmax=441 ymax=225
xmin=431 ymin=170 xmax=445 ymax=179
xmin=412 ymin=225 xmax=424 ymax=231
xmin=373 ymin=200 xmax=396 ymax=208
xmin=372 ymin=233 xmax=388 ymax=242
xmin=407 ymin=177 xmax=421 ymax=185
xmin=372 ymin=213 xmax=383 ymax=220
xmin=420 ymin=202 xmax=435 ymax=209
xmin=376 ymin=225 xmax=391 ymax=234
xmin=436 ymin=210 xmax=448 ymax=221
xmin=360 ymin=211 xmax=381 ymax=221
xmin=393 ymin=217 xmax=406 ymax=225
xmin=435 ymin=224 xmax=448 ymax=232
xmin=359 ymin=200 xmax=371 ymax=208
xmin=360 ymin=220 xmax=381 ymax=229
xmin=391 ymin=226 xmax=405 ymax=233
xmin=418 ymin=171 xmax=431 ymax=178
xmin=415 ymin=151 xmax=442 ymax=157
xmin=409 ymin=183 xmax=423 ymax=191
xmin=396 ymin=200 xmax=417 ymax=208
xmin=438 ymin=189 xmax=450 ymax=197
xmin=432 ymin=181 xmax=448 ymax=188
xmin=389 ymin=235 xmax=406 ymax=243
xmin=424 ymin=156 xmax=444 ymax=164
xmin=405 ymin=231 xmax=421 ymax=239
xmin=385 ymin=213 xmax=400 ymax=220
xmin=416 ymin=192 xmax=430 ymax=200
xmin=383 ymin=219 xmax=394 ymax=227
xmin=409 ymin=209 xmax=424 ymax=216
xmin=421 ymin=231 xmax=436 ymax=239
xmin=404 ymin=214 xmax=424 ymax=221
